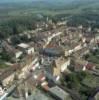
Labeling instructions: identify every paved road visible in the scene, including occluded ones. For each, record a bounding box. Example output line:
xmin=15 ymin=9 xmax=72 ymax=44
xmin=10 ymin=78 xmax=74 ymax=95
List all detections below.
xmin=88 ymin=87 xmax=99 ymax=100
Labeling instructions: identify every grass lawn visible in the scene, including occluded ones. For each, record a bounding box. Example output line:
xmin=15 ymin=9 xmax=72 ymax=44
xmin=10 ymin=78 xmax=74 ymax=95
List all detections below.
xmin=0 ymin=60 xmax=10 ymax=69
xmin=86 ymin=49 xmax=99 ymax=69
xmin=82 ymin=74 xmax=99 ymax=88
xmin=88 ymin=54 xmax=99 ymax=64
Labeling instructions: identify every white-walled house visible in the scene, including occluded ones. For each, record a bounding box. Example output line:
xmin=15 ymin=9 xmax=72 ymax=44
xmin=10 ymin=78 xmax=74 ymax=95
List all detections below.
xmin=53 ymin=57 xmax=71 ymax=77
xmin=61 ymin=59 xmax=71 ymax=72
xmin=17 ymin=43 xmax=34 ymax=54
xmin=15 ymin=50 xmax=23 ymax=59
xmin=26 ymin=47 xmax=34 ymax=54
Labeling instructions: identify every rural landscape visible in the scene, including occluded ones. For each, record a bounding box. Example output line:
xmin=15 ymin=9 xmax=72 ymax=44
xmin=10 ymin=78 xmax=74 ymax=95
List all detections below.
xmin=0 ymin=0 xmax=99 ymax=100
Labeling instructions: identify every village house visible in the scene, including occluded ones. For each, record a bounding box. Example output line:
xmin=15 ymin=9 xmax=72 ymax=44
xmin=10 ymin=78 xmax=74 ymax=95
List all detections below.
xmin=0 ymin=64 xmax=20 ymax=87
xmin=14 ymin=49 xmax=23 ymax=59
xmin=95 ymin=35 xmax=99 ymax=47
xmin=49 ymin=86 xmax=72 ymax=100
xmin=74 ymin=59 xmax=87 ymax=72
xmin=18 ymin=55 xmax=39 ymax=79
xmin=54 ymin=57 xmax=71 ymax=73
xmin=85 ymin=62 xmax=96 ymax=70
xmin=69 ymin=58 xmax=87 ymax=72
xmin=41 ymin=81 xmax=49 ymax=91
xmin=0 ymin=54 xmax=39 ymax=87
xmin=57 ymin=21 xmax=66 ymax=26
xmin=46 ymin=57 xmax=71 ymax=82
xmin=41 ymin=81 xmax=72 ymax=100
xmin=64 ymin=42 xmax=83 ymax=57
xmin=17 ymin=43 xmax=34 ymax=55
xmin=0 ymin=86 xmax=4 ymax=96
xmin=64 ymin=47 xmax=73 ymax=57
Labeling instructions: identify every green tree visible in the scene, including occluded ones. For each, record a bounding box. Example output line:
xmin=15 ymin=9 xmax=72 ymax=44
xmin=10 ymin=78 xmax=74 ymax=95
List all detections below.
xmin=12 ymin=25 xmax=18 ymax=34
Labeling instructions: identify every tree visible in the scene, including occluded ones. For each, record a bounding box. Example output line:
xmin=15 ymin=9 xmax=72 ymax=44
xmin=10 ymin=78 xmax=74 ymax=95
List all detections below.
xmin=0 ymin=32 xmax=5 ymax=39
xmin=65 ymin=73 xmax=80 ymax=90
xmin=0 ymin=51 xmax=12 ymax=61
xmin=11 ymin=36 xmax=21 ymax=45
xmin=12 ymin=25 xmax=18 ymax=34
xmin=77 ymin=71 xmax=88 ymax=81
xmin=20 ymin=35 xmax=29 ymax=42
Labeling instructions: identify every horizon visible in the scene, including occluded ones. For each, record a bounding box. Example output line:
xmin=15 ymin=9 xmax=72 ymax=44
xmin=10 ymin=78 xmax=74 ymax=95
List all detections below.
xmin=0 ymin=0 xmax=75 ymax=3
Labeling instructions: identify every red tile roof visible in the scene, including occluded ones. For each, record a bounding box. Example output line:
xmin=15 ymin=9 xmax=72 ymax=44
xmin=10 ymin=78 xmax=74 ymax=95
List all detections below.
xmin=85 ymin=63 xmax=95 ymax=70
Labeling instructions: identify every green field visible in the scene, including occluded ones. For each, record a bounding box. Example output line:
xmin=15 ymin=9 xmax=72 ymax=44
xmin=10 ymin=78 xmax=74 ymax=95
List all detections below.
xmin=1 ymin=1 xmax=99 ymax=21
xmin=82 ymin=74 xmax=99 ymax=88
xmin=1 ymin=0 xmax=99 ymax=39
xmin=0 ymin=60 xmax=9 ymax=69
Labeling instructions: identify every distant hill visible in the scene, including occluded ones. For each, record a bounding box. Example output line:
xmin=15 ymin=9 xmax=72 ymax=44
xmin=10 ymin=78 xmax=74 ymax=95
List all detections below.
xmin=0 ymin=0 xmax=74 ymax=4
xmin=0 ymin=0 xmax=98 ymax=4
xmin=0 ymin=0 xmax=99 ymax=38
xmin=0 ymin=0 xmax=99 ymax=9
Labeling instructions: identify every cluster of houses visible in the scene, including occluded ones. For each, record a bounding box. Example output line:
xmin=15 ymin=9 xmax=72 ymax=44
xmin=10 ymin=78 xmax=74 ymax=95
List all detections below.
xmin=0 ymin=22 xmax=99 ymax=100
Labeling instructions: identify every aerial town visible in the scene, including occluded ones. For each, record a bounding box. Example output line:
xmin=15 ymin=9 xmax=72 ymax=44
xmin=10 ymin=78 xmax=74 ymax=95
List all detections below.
xmin=0 ymin=0 xmax=99 ymax=100
xmin=0 ymin=16 xmax=99 ymax=100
